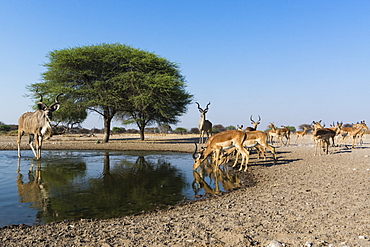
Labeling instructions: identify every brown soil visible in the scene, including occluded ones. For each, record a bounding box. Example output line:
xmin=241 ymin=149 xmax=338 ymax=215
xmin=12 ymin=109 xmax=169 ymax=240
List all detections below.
xmin=1 ymin=134 xmax=370 ymax=246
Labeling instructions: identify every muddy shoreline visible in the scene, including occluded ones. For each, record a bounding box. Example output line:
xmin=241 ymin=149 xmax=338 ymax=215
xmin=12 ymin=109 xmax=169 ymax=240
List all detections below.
xmin=1 ymin=134 xmax=370 ymax=246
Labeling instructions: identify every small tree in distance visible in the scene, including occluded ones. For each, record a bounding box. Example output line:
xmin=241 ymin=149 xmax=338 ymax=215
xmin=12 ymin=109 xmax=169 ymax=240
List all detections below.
xmin=158 ymin=123 xmax=172 ymax=134
xmin=212 ymin=124 xmax=226 ymax=133
xmin=298 ymin=124 xmax=312 ymax=133
xmin=0 ymin=124 xmax=11 ymax=132
xmin=112 ymin=127 xmax=126 ymax=134
xmin=225 ymin=125 xmax=236 ymax=130
xmin=283 ymin=126 xmax=296 ymax=133
xmin=174 ymin=127 xmax=187 ymax=134
xmin=190 ymin=128 xmax=199 ymax=134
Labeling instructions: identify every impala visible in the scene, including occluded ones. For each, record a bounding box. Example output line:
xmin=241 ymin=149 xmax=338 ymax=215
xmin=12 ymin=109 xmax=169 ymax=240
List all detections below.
xmin=17 ymin=92 xmax=62 ymax=159
xmin=313 ymin=127 xmax=338 ymax=155
xmin=244 ymin=115 xmax=261 ymax=131
xmin=311 ymin=120 xmax=324 ymax=131
xmin=338 ymin=121 xmax=368 ymax=149
xmin=196 ymin=102 xmax=212 ymax=144
xmin=329 ymin=122 xmax=342 ymax=147
xmin=231 ymin=130 xmax=277 ymax=170
xmin=311 ymin=121 xmax=341 ymax=155
xmin=353 ymin=121 xmax=367 ymax=145
xmin=193 ymin=130 xmax=257 ymax=171
xmin=268 ymin=123 xmax=291 ymax=146
xmin=295 ymin=126 xmax=309 ymax=144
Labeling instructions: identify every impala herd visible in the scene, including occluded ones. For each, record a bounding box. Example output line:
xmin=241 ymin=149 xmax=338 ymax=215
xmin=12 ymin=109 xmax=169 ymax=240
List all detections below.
xmin=16 ymin=97 xmax=368 ymax=173
xmin=193 ymin=102 xmax=368 ymax=172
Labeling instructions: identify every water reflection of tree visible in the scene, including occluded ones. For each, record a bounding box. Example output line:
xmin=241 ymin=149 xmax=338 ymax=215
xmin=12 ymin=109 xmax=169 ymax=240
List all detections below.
xmin=42 ymin=159 xmax=87 ymax=186
xmin=41 ymin=153 xmax=187 ymax=223
xmin=87 ymin=155 xmax=188 ymax=218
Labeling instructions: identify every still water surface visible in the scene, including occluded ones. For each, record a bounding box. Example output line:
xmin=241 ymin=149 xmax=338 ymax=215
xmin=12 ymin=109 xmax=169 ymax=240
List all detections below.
xmin=0 ymin=150 xmax=241 ymax=227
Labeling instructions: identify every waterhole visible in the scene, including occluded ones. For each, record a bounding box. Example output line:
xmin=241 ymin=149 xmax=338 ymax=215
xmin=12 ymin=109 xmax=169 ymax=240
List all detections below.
xmin=0 ymin=150 xmax=242 ymax=227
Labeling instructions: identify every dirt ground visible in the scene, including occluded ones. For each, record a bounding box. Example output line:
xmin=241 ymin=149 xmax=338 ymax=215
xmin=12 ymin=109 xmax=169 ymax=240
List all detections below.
xmin=1 ymin=133 xmax=370 ymax=246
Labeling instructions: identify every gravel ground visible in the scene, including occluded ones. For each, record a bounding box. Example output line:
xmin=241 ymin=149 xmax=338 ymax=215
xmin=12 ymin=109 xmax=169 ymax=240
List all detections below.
xmin=1 ymin=133 xmax=370 ymax=246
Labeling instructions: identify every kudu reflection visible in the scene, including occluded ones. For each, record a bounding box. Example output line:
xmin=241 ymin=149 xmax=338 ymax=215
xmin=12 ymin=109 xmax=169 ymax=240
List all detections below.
xmin=16 ymin=160 xmax=51 ymax=219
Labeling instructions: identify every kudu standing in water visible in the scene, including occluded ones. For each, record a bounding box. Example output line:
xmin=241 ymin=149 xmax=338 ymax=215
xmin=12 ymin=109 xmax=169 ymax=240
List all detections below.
xmin=17 ymin=92 xmax=62 ymax=159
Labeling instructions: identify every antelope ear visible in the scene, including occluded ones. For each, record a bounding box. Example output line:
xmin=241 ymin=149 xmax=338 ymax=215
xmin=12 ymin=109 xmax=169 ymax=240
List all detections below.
xmin=50 ymin=103 xmax=60 ymax=112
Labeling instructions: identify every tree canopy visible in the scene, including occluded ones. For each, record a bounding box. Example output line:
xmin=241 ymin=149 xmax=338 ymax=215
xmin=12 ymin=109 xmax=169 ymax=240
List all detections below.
xmin=29 ymin=43 xmax=192 ymax=141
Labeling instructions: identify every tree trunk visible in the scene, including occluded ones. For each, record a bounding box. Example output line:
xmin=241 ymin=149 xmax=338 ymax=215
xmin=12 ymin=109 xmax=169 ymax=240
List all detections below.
xmin=103 ymin=152 xmax=110 ymax=175
xmin=103 ymin=117 xmax=111 ymax=143
xmin=136 ymin=118 xmax=146 ymax=141
xmin=139 ymin=126 xmax=145 ymax=141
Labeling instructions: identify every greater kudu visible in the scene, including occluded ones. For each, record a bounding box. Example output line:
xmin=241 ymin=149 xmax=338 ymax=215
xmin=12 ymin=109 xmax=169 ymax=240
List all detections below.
xmin=17 ymin=92 xmax=63 ymax=159
xmin=196 ymin=102 xmax=213 ymax=143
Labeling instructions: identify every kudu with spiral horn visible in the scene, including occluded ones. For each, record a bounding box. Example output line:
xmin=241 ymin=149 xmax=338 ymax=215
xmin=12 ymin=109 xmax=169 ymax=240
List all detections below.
xmin=17 ymin=92 xmax=63 ymax=159
xmin=196 ymin=102 xmax=212 ymax=143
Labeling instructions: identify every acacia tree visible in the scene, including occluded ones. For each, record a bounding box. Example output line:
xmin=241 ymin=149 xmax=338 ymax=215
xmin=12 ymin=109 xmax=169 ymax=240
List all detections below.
xmin=52 ymin=96 xmax=88 ymax=130
xmin=29 ymin=43 xmax=192 ymax=142
xmin=158 ymin=123 xmax=172 ymax=134
xmin=116 ymin=63 xmax=192 ymax=140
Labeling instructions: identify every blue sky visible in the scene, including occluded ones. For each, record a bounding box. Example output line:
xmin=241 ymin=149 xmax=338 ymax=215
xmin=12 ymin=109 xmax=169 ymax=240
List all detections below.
xmin=1 ymin=1 xmax=370 ymax=131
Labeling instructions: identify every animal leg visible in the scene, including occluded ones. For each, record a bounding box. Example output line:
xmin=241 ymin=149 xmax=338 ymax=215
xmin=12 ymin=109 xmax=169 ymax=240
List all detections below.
xmin=232 ymin=151 xmax=240 ymax=168
xmin=37 ymin=135 xmax=43 ymax=159
xmin=28 ymin=134 xmax=38 ymax=158
xmin=17 ymin=132 xmax=23 ymax=158
xmin=351 ymin=137 xmax=356 ymax=149
xmin=266 ymin=144 xmax=277 ymax=162
xmin=234 ymin=144 xmax=250 ymax=171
